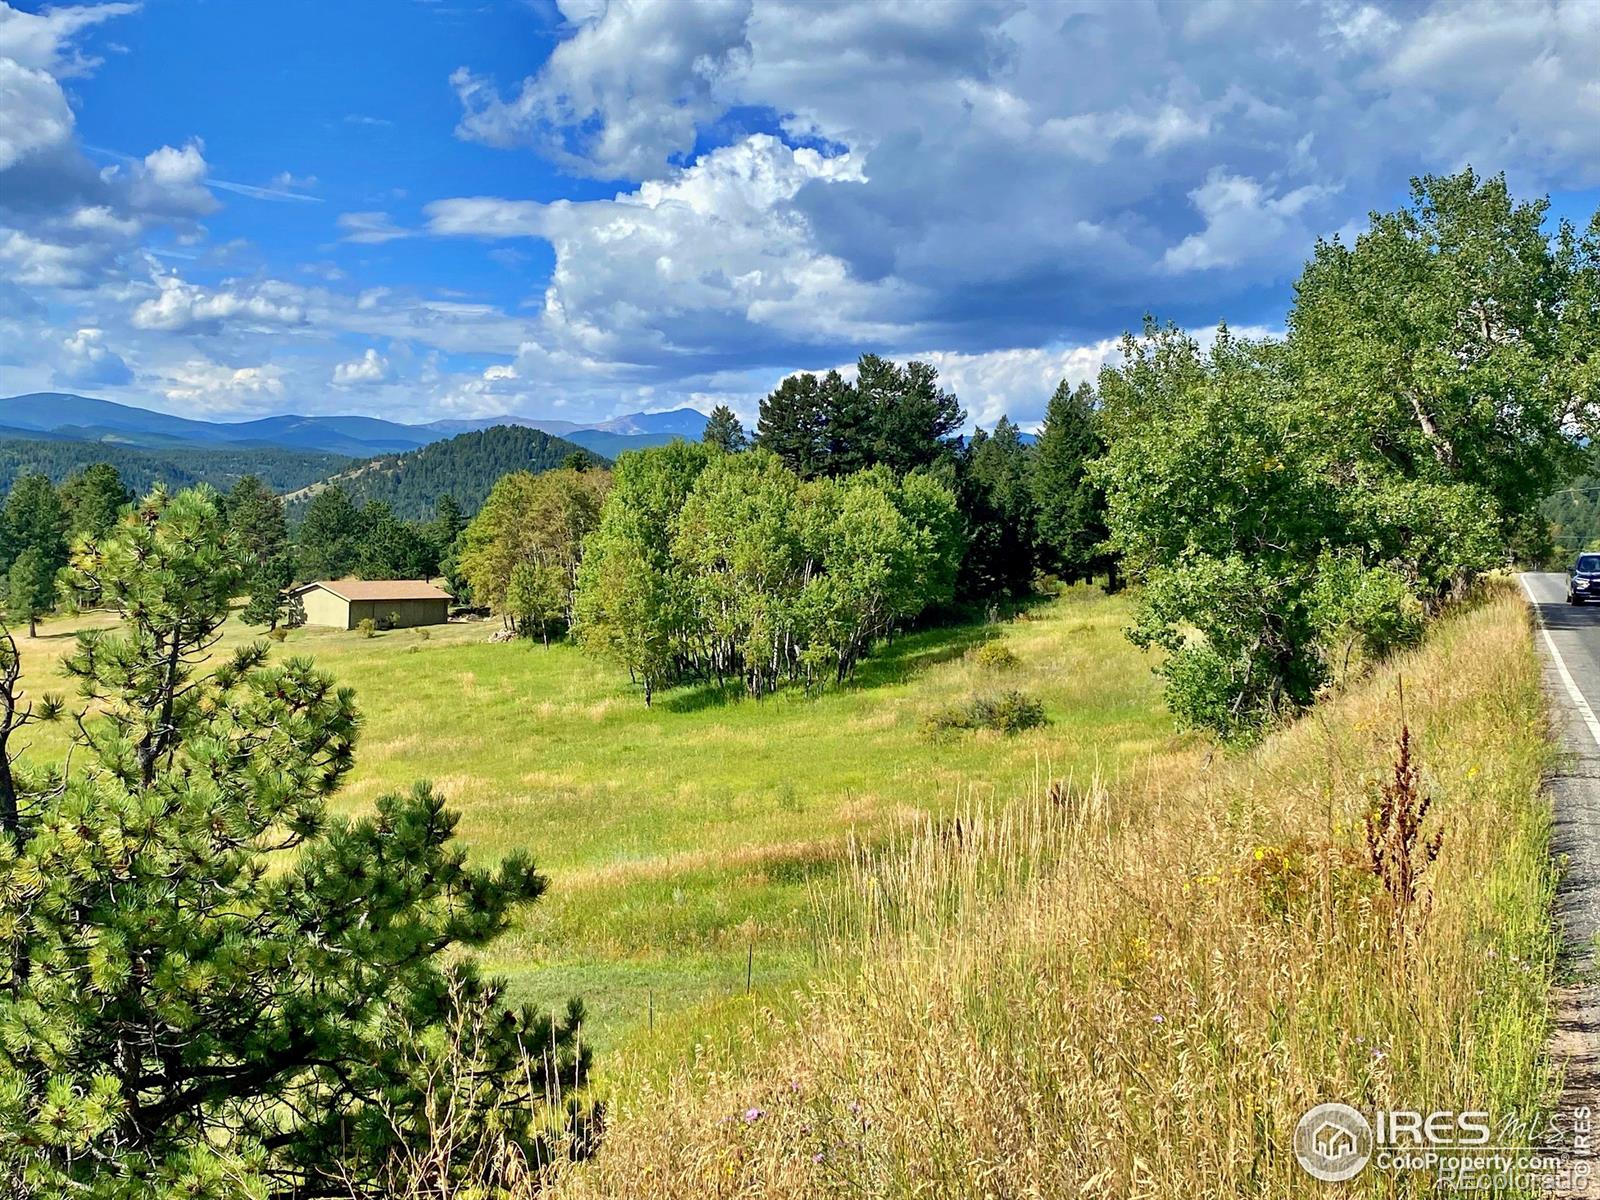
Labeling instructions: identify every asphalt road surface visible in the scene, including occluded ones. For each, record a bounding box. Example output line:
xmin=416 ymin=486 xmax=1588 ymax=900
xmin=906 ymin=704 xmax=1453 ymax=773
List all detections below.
xmin=1521 ymin=572 xmax=1600 ymax=1192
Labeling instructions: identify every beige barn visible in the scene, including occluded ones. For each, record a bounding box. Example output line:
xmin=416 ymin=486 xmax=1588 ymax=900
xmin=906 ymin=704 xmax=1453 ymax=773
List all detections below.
xmin=292 ymin=579 xmax=452 ymax=630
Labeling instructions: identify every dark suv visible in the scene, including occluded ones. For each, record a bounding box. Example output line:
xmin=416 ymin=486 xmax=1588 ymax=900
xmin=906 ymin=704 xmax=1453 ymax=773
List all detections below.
xmin=1571 ymin=554 xmax=1600 ymax=604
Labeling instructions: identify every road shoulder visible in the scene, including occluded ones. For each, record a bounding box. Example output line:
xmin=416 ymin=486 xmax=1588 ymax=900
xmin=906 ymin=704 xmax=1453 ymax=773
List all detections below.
xmin=1522 ymin=576 xmax=1600 ymax=1196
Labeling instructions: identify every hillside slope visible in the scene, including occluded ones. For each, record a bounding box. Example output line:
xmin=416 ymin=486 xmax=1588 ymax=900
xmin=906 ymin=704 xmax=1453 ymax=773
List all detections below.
xmin=551 ymin=586 xmax=1556 ymax=1198
xmin=285 ymin=424 xmax=602 ymax=519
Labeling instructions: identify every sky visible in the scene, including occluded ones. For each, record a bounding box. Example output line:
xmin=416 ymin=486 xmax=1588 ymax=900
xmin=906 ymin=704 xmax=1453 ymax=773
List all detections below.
xmin=2 ymin=0 xmax=1599 ymax=432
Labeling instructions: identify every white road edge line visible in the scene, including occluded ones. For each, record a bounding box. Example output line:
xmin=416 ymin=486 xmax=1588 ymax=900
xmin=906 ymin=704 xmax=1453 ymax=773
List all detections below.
xmin=1520 ymin=572 xmax=1600 ymax=753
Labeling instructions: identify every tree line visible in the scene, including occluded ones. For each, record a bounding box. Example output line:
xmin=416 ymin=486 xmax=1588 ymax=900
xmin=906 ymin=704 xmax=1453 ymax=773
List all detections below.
xmin=0 ymin=463 xmax=468 ymax=636
xmin=0 ymin=435 xmax=349 ymax=494
xmin=1095 ymin=169 xmax=1598 ymax=738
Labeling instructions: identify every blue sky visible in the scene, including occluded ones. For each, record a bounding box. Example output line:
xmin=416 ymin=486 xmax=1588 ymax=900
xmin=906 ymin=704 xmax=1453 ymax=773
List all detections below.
xmin=2 ymin=0 xmax=1599 ymax=430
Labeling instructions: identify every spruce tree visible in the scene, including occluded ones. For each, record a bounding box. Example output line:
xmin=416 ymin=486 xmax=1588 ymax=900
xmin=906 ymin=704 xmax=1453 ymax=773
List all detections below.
xmin=702 ymin=404 xmax=748 ymax=453
xmin=227 ymin=475 xmax=295 ymax=628
xmin=0 ymin=486 xmax=593 ymax=1196
xmin=1032 ymin=380 xmax=1109 ymax=583
xmin=867 ymin=357 xmax=965 ymax=474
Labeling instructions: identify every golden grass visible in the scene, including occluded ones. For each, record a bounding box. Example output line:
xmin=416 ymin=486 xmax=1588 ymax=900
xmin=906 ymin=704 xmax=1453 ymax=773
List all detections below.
xmin=549 ymin=584 xmax=1558 ymax=1198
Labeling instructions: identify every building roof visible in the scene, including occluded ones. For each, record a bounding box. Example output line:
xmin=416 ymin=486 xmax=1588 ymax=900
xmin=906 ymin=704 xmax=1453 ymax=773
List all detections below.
xmin=293 ymin=579 xmax=453 ymax=603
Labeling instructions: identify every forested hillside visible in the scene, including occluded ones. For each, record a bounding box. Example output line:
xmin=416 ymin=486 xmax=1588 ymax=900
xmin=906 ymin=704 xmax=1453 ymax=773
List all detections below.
xmin=1543 ymin=473 xmax=1600 ymax=559
xmin=288 ymin=425 xmax=603 ymax=520
xmin=0 ymin=436 xmax=351 ymax=495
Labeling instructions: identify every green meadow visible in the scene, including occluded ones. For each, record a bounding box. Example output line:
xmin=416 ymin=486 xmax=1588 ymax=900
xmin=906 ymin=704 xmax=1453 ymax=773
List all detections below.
xmin=9 ymin=584 xmax=1177 ymax=1048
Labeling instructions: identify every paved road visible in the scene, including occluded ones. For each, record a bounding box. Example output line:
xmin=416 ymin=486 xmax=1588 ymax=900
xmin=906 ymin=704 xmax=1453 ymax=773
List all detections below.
xmin=1522 ymin=571 xmax=1600 ymax=950
xmin=1522 ymin=573 xmax=1600 ymax=1190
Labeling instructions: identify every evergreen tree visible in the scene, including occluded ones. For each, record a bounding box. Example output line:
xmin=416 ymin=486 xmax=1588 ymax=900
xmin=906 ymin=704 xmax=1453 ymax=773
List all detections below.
xmin=239 ymin=552 xmax=295 ymax=629
xmin=226 ymin=475 xmax=295 ymax=627
xmin=354 ymin=501 xmax=433 ymax=580
xmin=1032 ymin=380 xmax=1109 ymax=583
xmin=961 ymin=416 xmax=1037 ymax=598
xmin=867 ymin=357 xmax=965 ymax=474
xmin=0 ymin=474 xmax=68 ymax=628
xmin=296 ymin=485 xmax=362 ymax=580
xmin=824 ymin=363 xmax=877 ymax=476
xmin=0 ymin=486 xmax=594 ymax=1196
xmin=6 ymin=548 xmax=51 ymax=637
xmin=757 ymin=373 xmax=828 ymax=478
xmin=426 ymin=493 xmax=465 ymax=556
xmin=1 ymin=473 xmax=68 ymax=580
xmin=59 ymin=463 xmax=130 ymax=542
xmin=224 ymin=475 xmax=289 ymax=566
xmin=702 ymin=404 xmax=748 ymax=453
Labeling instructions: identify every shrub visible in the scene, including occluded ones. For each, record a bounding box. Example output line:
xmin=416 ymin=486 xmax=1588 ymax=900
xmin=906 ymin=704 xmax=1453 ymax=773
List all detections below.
xmin=969 ymin=641 xmax=1020 ymax=672
xmin=357 ymin=617 xmax=377 ymax=638
xmin=973 ymin=690 xmax=1047 ymax=732
xmin=925 ymin=689 xmax=1047 ymax=736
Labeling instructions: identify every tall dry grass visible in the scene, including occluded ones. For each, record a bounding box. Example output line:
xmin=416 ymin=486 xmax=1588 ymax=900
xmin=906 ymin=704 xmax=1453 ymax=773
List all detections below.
xmin=439 ymin=585 xmax=1562 ymax=1197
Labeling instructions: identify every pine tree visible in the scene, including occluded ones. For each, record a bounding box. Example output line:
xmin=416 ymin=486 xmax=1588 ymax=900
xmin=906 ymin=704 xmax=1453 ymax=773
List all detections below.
xmin=0 ymin=474 xmax=68 ymax=629
xmin=757 ymin=373 xmax=828 ymax=477
xmin=225 ymin=475 xmax=288 ymax=564
xmin=0 ymin=486 xmax=595 ymax=1196
xmin=6 ymin=548 xmax=51 ymax=637
xmin=866 ymin=357 xmax=965 ymax=474
xmin=296 ymin=485 xmax=361 ymax=580
xmin=961 ymin=416 xmax=1039 ymax=598
xmin=823 ymin=363 xmax=876 ymax=476
xmin=702 ymin=404 xmax=748 ymax=453
xmin=0 ymin=474 xmax=67 ymax=581
xmin=354 ymin=501 xmax=433 ymax=580
xmin=1032 ymin=380 xmax=1109 ymax=583
xmin=60 ymin=463 xmax=130 ymax=542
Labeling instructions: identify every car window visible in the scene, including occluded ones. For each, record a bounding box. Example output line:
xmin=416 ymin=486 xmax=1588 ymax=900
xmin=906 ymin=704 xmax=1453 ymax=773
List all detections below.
xmin=1579 ymin=555 xmax=1600 ymax=573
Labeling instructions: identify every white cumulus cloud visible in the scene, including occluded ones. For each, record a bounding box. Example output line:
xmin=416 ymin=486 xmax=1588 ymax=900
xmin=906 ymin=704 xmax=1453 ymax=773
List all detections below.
xmin=55 ymin=326 xmax=131 ymax=387
xmin=131 ymin=275 xmax=306 ymax=333
xmin=331 ymin=347 xmax=394 ymax=386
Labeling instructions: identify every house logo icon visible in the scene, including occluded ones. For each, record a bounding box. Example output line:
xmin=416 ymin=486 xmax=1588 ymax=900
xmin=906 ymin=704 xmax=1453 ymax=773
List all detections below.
xmin=1294 ymin=1103 xmax=1373 ymax=1182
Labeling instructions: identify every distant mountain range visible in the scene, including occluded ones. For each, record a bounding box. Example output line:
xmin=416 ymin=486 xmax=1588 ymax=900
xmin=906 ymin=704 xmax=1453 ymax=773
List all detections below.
xmin=0 ymin=393 xmax=709 ymax=460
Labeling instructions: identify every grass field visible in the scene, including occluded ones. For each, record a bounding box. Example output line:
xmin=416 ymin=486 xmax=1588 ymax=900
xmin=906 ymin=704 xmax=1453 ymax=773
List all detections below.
xmin=8 ymin=583 xmax=1180 ymax=1048
xmin=551 ymin=584 xmax=1560 ymax=1197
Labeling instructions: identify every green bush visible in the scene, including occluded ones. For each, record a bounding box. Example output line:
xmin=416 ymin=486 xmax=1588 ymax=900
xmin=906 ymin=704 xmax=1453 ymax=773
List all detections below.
xmin=969 ymin=641 xmax=1020 ymax=672
xmin=357 ymin=617 xmax=377 ymax=638
xmin=925 ymin=689 xmax=1047 ymax=736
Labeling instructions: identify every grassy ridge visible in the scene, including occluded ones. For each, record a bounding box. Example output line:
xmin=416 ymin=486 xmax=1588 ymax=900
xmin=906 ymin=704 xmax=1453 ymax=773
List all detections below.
xmin=552 ymin=584 xmax=1558 ymax=1197
xmin=9 ymin=584 xmax=1176 ymax=1047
